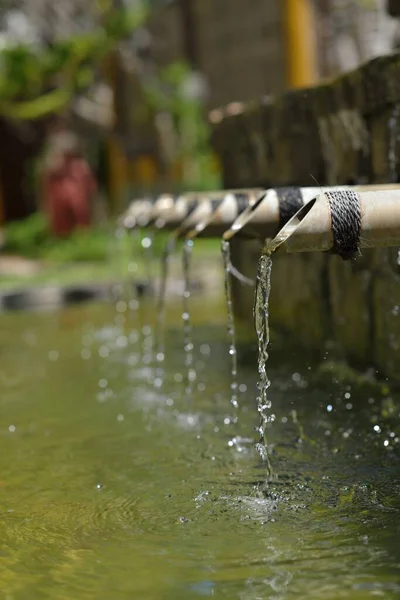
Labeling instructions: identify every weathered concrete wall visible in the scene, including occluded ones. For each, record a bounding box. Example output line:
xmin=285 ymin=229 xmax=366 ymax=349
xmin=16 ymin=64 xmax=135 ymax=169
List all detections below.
xmin=211 ymin=53 xmax=400 ymax=380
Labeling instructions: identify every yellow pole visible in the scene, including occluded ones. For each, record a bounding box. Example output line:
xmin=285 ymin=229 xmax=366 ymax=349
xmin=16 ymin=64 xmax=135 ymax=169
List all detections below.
xmin=284 ymin=0 xmax=318 ymax=88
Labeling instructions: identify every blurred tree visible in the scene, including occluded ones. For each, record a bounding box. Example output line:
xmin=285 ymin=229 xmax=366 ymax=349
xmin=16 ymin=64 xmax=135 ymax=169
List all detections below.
xmin=145 ymin=60 xmax=220 ymax=191
xmin=0 ymin=0 xmax=148 ymax=222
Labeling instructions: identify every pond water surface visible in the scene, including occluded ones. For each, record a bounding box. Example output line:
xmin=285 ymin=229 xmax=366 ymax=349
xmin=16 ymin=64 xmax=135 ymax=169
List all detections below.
xmin=0 ymin=290 xmax=400 ymax=599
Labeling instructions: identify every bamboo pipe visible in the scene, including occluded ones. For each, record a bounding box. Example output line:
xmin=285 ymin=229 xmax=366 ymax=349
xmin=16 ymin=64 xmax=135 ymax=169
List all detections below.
xmin=122 ymin=197 xmax=155 ymax=229
xmin=149 ymin=188 xmax=263 ymax=232
xmin=185 ymin=189 xmax=264 ymax=239
xmin=269 ymin=189 xmax=400 ymax=256
xmin=223 ymin=184 xmax=400 ymax=241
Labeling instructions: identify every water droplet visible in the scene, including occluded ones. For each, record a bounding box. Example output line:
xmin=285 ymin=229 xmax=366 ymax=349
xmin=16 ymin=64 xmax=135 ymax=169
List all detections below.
xmin=116 ymin=336 xmax=128 ymax=348
xmin=128 ymin=262 xmax=138 ymax=273
xmin=141 ymin=237 xmax=152 ymax=249
xmin=99 ymin=346 xmax=109 ymax=358
xmin=129 ymin=331 xmax=139 ymax=344
xmin=129 ymin=299 xmax=139 ymax=311
xmin=116 ymin=301 xmax=127 ymax=313
xmin=200 ymin=344 xmax=210 ymax=356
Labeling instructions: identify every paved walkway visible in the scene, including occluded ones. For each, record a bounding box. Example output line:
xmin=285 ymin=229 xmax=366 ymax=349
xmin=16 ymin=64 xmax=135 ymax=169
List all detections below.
xmin=0 ymin=255 xmax=42 ymax=277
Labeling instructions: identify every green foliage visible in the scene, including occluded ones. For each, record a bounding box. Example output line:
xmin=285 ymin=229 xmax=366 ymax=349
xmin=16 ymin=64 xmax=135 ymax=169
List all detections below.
xmin=3 ymin=213 xmax=112 ymax=262
xmin=4 ymin=212 xmax=49 ymax=257
xmin=0 ymin=4 xmax=148 ymax=120
xmin=145 ymin=60 xmax=221 ymax=191
xmin=43 ymin=229 xmax=111 ymax=263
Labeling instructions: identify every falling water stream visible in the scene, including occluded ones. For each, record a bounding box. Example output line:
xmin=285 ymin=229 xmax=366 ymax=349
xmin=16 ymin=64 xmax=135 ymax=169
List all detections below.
xmin=182 ymin=239 xmax=195 ymax=398
xmin=253 ymin=250 xmax=274 ymax=481
xmin=388 ymin=104 xmax=400 ymax=183
xmin=154 ymin=236 xmax=176 ymax=386
xmin=126 ymin=228 xmax=141 ymax=364
xmin=221 ymin=241 xmax=239 ymax=414
xmin=139 ymin=232 xmax=155 ymax=373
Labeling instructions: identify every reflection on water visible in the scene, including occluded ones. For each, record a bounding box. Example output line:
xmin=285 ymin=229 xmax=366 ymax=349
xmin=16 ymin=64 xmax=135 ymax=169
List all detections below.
xmin=0 ymin=294 xmax=399 ymax=599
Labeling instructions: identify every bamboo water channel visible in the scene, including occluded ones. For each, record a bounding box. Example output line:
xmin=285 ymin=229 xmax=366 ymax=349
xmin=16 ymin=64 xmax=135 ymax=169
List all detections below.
xmin=126 ymin=185 xmax=400 ymax=483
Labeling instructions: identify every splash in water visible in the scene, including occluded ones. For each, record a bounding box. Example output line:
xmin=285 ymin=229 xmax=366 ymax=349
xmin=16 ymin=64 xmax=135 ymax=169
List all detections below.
xmin=253 ymin=251 xmax=275 ymax=480
xmin=221 ymin=240 xmax=239 ymax=413
xmin=182 ymin=239 xmax=196 ymax=398
xmin=154 ymin=236 xmax=176 ymax=386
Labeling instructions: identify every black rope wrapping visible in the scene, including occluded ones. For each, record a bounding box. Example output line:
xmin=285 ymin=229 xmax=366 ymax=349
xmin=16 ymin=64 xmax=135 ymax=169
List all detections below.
xmin=326 ymin=190 xmax=362 ymax=261
xmin=235 ymin=193 xmax=251 ymax=215
xmin=277 ymin=187 xmax=304 ymax=228
xmin=186 ymin=199 xmax=199 ymax=216
xmin=211 ymin=198 xmax=223 ymax=211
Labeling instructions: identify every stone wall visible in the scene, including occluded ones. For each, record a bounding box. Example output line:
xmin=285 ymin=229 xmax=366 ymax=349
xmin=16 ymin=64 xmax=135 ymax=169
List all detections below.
xmin=210 ymin=53 xmax=400 ymax=380
xmin=149 ymin=0 xmax=286 ymax=108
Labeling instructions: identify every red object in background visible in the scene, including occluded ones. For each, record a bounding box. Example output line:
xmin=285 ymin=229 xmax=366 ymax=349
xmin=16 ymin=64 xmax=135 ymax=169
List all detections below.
xmin=43 ymin=154 xmax=97 ymax=237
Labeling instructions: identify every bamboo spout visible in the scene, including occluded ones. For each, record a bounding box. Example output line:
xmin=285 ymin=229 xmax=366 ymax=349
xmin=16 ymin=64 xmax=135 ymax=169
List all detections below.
xmin=222 ymin=187 xmax=329 ymax=241
xmin=269 ymin=189 xmax=400 ymax=257
xmin=185 ymin=189 xmax=264 ymax=239
xmin=149 ymin=189 xmax=263 ymax=233
xmin=122 ymin=198 xmax=154 ymax=229
xmin=223 ymin=184 xmax=400 ymax=242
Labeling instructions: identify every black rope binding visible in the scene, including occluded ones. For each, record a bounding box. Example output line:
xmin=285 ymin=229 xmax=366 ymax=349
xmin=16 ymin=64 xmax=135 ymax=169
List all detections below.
xmin=235 ymin=193 xmax=250 ymax=215
xmin=211 ymin=198 xmax=223 ymax=211
xmin=276 ymin=187 xmax=304 ymax=229
xmin=186 ymin=199 xmax=199 ymax=216
xmin=325 ymin=190 xmax=362 ymax=261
